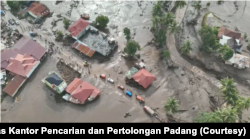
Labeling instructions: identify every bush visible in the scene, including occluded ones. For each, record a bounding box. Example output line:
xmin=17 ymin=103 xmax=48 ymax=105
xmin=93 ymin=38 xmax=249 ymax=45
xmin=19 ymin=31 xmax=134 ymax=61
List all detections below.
xmin=217 ymin=1 xmax=223 ymax=4
xmin=123 ymin=28 xmax=131 ymax=41
xmin=244 ymin=33 xmax=247 ymax=39
xmin=57 ymin=31 xmax=63 ymax=36
xmin=206 ymin=2 xmax=210 ymax=6
xmin=63 ymin=19 xmax=70 ymax=29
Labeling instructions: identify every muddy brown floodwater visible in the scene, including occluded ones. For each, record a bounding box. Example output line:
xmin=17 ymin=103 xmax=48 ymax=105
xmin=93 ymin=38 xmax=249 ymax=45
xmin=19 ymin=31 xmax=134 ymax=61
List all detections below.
xmin=1 ymin=1 xmax=249 ymax=122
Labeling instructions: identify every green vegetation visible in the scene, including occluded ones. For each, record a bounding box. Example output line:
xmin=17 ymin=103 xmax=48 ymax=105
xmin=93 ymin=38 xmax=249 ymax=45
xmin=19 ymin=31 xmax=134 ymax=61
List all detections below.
xmin=162 ymin=50 xmax=170 ymax=59
xmin=244 ymin=33 xmax=247 ymax=39
xmin=124 ymin=40 xmax=140 ymax=57
xmin=95 ymin=15 xmax=109 ymax=29
xmin=217 ymin=44 xmax=234 ymax=60
xmin=180 ymin=40 xmax=193 ymax=55
xmin=174 ymin=1 xmax=186 ymax=9
xmin=151 ymin=2 xmax=179 ymax=48
xmin=7 ymin=1 xmax=28 ymax=12
xmin=123 ymin=28 xmax=131 ymax=41
xmin=57 ymin=31 xmax=63 ymax=37
xmin=206 ymin=2 xmax=210 ymax=6
xmin=247 ymin=42 xmax=250 ymax=50
xmin=63 ymin=19 xmax=70 ymax=29
xmin=192 ymin=1 xmax=202 ymax=11
xmin=164 ymin=97 xmax=179 ymax=115
xmin=195 ymin=77 xmax=250 ymax=123
xmin=217 ymin=1 xmax=223 ymax=5
xmin=198 ymin=25 xmax=220 ymax=52
xmin=201 ymin=12 xmax=211 ymax=26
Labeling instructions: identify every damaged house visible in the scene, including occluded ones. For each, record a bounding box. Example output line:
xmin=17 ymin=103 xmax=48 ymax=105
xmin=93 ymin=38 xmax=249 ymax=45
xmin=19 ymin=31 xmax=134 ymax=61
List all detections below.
xmin=67 ymin=18 xmax=117 ymax=57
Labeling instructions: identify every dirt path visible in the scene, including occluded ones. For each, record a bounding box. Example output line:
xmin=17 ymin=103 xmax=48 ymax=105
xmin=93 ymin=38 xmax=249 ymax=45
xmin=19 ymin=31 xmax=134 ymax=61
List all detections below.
xmin=167 ymin=6 xmax=222 ymax=89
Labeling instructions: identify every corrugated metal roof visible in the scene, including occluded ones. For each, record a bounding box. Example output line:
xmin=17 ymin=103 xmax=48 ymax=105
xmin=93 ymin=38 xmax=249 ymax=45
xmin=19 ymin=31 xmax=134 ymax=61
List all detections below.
xmin=65 ymin=78 xmax=100 ymax=103
xmin=1 ymin=49 xmax=19 ymax=69
xmin=218 ymin=27 xmax=241 ymax=40
xmin=27 ymin=2 xmax=50 ymax=17
xmin=68 ymin=19 xmax=90 ymax=37
xmin=12 ymin=36 xmax=46 ymax=60
xmin=74 ymin=43 xmax=95 ymax=57
xmin=3 ymin=75 xmax=27 ymax=97
xmin=132 ymin=69 xmax=156 ymax=89
xmin=126 ymin=67 xmax=139 ymax=79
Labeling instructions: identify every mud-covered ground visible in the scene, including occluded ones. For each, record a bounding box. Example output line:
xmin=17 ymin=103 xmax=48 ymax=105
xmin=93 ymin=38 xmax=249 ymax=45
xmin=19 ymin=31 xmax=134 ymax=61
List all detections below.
xmin=177 ymin=1 xmax=250 ymax=119
xmin=1 ymin=1 xmax=249 ymax=122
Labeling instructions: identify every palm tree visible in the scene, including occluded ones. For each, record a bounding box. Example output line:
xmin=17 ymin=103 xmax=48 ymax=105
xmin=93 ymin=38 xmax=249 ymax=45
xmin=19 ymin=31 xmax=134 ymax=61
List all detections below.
xmin=219 ymin=77 xmax=239 ymax=106
xmin=174 ymin=1 xmax=187 ymax=9
xmin=162 ymin=50 xmax=170 ymax=59
xmin=192 ymin=1 xmax=202 ymax=11
xmin=215 ymin=107 xmax=238 ymax=123
xmin=164 ymin=97 xmax=179 ymax=115
xmin=163 ymin=12 xmax=175 ymax=26
xmin=151 ymin=16 xmax=160 ymax=32
xmin=194 ymin=112 xmax=223 ymax=123
xmin=168 ymin=21 xmax=180 ymax=34
xmin=152 ymin=2 xmax=163 ymax=17
xmin=234 ymin=96 xmax=250 ymax=120
xmin=180 ymin=40 xmax=193 ymax=55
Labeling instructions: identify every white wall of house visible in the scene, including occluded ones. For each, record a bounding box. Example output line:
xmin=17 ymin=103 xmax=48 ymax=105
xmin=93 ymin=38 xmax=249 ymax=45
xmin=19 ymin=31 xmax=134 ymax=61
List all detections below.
xmin=76 ymin=25 xmax=90 ymax=39
xmin=28 ymin=11 xmax=38 ymax=19
xmin=26 ymin=61 xmax=41 ymax=78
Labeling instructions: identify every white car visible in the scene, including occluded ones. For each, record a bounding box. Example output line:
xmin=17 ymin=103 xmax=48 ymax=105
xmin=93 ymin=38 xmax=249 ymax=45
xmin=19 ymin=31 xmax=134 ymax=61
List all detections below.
xmin=107 ymin=78 xmax=114 ymax=84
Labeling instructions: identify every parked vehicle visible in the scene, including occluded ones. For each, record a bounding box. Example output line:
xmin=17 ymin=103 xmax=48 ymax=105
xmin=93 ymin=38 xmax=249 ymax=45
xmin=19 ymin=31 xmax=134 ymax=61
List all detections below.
xmin=83 ymin=61 xmax=89 ymax=67
xmin=8 ymin=19 xmax=15 ymax=25
xmin=15 ymin=21 xmax=20 ymax=25
xmin=143 ymin=106 xmax=156 ymax=116
xmin=135 ymin=94 xmax=145 ymax=103
xmin=100 ymin=74 xmax=106 ymax=79
xmin=107 ymin=78 xmax=114 ymax=84
xmin=125 ymin=91 xmax=132 ymax=97
xmin=118 ymin=85 xmax=124 ymax=90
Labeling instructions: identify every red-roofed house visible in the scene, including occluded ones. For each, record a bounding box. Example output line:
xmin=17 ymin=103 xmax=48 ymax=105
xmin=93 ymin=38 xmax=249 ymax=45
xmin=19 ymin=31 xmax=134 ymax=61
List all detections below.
xmin=1 ymin=49 xmax=19 ymax=70
xmin=6 ymin=54 xmax=40 ymax=78
xmin=65 ymin=78 xmax=101 ymax=104
xmin=3 ymin=75 xmax=27 ymax=97
xmin=132 ymin=69 xmax=156 ymax=89
xmin=67 ymin=18 xmax=90 ymax=39
xmin=27 ymin=2 xmax=50 ymax=19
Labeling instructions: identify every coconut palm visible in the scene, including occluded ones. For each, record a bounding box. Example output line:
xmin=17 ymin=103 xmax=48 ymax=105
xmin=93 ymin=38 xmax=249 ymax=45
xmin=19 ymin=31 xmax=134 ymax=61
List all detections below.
xmin=151 ymin=16 xmax=160 ymax=32
xmin=162 ymin=50 xmax=170 ymax=59
xmin=152 ymin=2 xmax=163 ymax=17
xmin=192 ymin=1 xmax=202 ymax=11
xmin=168 ymin=21 xmax=180 ymax=34
xmin=220 ymin=77 xmax=239 ymax=106
xmin=180 ymin=40 xmax=193 ymax=55
xmin=174 ymin=1 xmax=187 ymax=9
xmin=163 ymin=12 xmax=175 ymax=26
xmin=215 ymin=107 xmax=238 ymax=123
xmin=164 ymin=97 xmax=179 ymax=114
xmin=234 ymin=96 xmax=250 ymax=120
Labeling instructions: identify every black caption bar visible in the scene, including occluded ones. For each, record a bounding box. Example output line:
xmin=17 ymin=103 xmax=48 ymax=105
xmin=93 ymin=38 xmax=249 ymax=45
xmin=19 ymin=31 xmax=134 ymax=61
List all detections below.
xmin=0 ymin=123 xmax=248 ymax=136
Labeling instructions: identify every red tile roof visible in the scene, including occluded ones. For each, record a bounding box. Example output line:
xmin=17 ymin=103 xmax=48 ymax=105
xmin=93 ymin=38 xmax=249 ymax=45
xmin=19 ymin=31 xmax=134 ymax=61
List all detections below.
xmin=1 ymin=49 xmax=19 ymax=69
xmin=132 ymin=69 xmax=156 ymax=89
xmin=3 ymin=75 xmax=27 ymax=97
xmin=27 ymin=2 xmax=50 ymax=17
xmin=68 ymin=18 xmax=90 ymax=37
xmin=65 ymin=78 xmax=101 ymax=104
xmin=73 ymin=42 xmax=95 ymax=57
xmin=6 ymin=54 xmax=39 ymax=77
xmin=217 ymin=27 xmax=241 ymax=40
xmin=13 ymin=36 xmax=46 ymax=60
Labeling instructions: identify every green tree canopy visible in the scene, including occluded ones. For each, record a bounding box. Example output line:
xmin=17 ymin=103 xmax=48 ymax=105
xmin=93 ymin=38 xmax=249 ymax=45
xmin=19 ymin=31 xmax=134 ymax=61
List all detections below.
xmin=162 ymin=50 xmax=170 ymax=59
xmin=152 ymin=1 xmax=163 ymax=17
xmin=155 ymin=29 xmax=166 ymax=47
xmin=123 ymin=28 xmax=131 ymax=41
xmin=174 ymin=1 xmax=187 ymax=9
xmin=124 ymin=40 xmax=140 ymax=57
xmin=192 ymin=1 xmax=202 ymax=11
xmin=217 ymin=44 xmax=234 ymax=60
xmin=198 ymin=25 xmax=220 ymax=52
xmin=63 ymin=19 xmax=70 ymax=29
xmin=194 ymin=112 xmax=223 ymax=123
xmin=220 ymin=77 xmax=239 ymax=106
xmin=95 ymin=15 xmax=109 ymax=29
xmin=164 ymin=97 xmax=179 ymax=114
xmin=180 ymin=40 xmax=193 ymax=55
xmin=215 ymin=107 xmax=238 ymax=123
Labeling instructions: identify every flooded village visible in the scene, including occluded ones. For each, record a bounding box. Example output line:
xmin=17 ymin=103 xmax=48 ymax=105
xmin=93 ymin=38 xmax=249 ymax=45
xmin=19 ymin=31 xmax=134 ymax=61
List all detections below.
xmin=1 ymin=1 xmax=250 ymax=123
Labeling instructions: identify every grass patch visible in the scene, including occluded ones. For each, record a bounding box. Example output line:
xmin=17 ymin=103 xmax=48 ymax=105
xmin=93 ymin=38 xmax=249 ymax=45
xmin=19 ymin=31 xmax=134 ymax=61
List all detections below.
xmin=201 ymin=12 xmax=211 ymax=27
